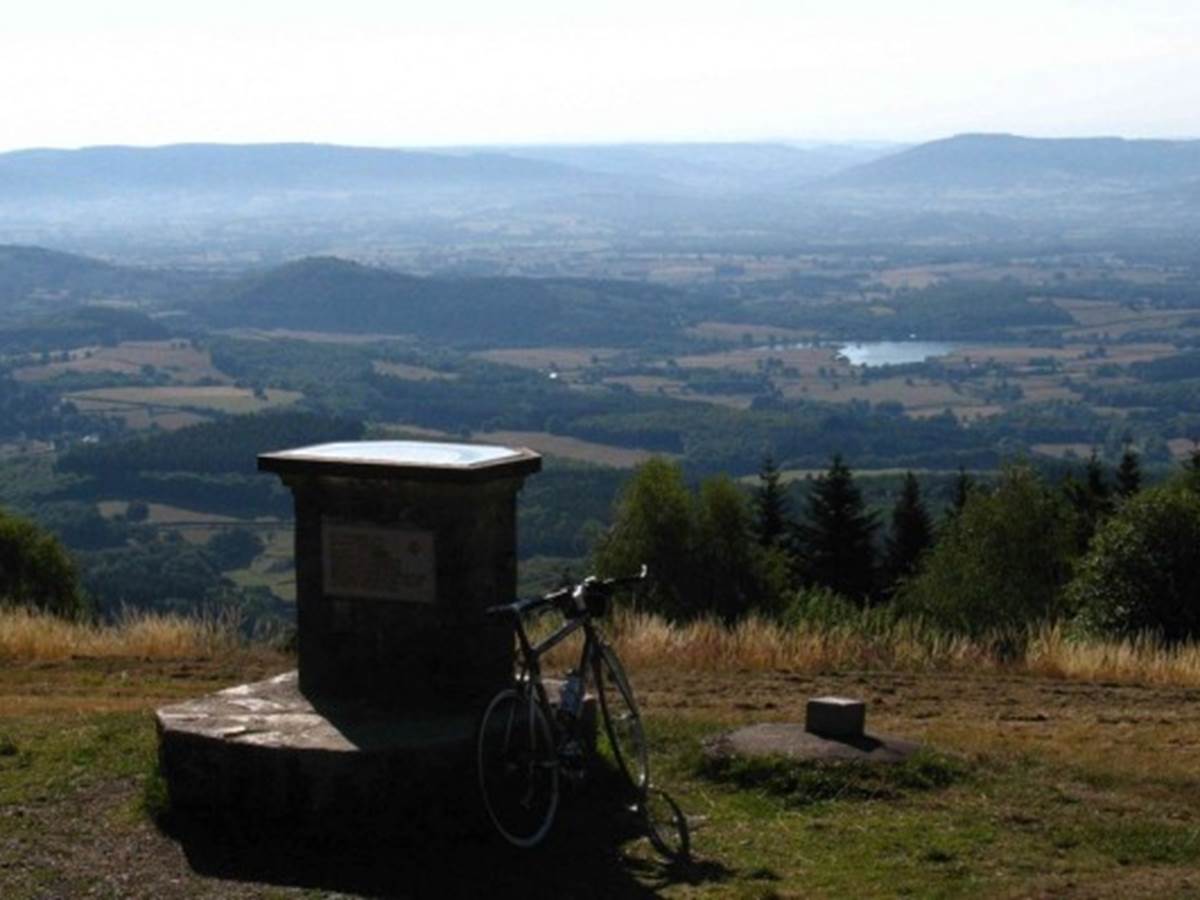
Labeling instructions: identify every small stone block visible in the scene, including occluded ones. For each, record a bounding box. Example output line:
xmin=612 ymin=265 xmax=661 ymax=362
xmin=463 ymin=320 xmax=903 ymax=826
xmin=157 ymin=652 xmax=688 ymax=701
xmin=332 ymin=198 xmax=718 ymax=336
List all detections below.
xmin=806 ymin=696 xmax=866 ymax=738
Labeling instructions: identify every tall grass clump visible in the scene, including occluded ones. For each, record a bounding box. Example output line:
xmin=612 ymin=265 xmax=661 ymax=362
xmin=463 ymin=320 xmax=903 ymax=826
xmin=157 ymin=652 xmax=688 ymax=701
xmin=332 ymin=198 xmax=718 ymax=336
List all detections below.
xmin=1024 ymin=624 xmax=1200 ymax=686
xmin=595 ymin=605 xmax=1200 ymax=687
xmin=0 ymin=606 xmax=247 ymax=661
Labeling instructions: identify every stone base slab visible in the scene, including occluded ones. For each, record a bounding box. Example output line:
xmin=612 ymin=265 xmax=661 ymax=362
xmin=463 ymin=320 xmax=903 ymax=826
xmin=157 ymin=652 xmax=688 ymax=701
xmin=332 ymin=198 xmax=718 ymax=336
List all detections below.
xmin=156 ymin=670 xmax=594 ymax=825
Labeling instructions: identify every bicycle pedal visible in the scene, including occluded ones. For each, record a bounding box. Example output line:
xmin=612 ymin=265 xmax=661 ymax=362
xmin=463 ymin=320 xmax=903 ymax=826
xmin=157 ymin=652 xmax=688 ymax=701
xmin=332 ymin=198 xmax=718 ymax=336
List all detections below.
xmin=560 ymin=742 xmax=587 ymax=782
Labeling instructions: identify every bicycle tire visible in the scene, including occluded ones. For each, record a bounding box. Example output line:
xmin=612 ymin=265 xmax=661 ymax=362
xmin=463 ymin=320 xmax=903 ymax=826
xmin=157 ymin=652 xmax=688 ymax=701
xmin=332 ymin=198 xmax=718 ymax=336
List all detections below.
xmin=640 ymin=787 xmax=691 ymax=862
xmin=476 ymin=687 xmax=560 ymax=848
xmin=593 ymin=642 xmax=649 ymax=798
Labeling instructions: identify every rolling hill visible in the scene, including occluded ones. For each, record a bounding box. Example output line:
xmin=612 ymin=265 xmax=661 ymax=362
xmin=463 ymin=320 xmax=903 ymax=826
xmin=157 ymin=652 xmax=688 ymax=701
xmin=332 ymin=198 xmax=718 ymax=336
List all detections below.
xmin=0 ymin=245 xmax=215 ymax=316
xmin=202 ymin=256 xmax=698 ymax=347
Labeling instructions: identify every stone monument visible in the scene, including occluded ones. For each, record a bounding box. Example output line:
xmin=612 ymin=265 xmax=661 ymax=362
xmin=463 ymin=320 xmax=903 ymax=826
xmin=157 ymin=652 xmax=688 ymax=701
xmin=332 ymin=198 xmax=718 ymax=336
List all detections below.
xmin=257 ymin=440 xmax=540 ymax=711
xmin=155 ymin=440 xmax=542 ymax=823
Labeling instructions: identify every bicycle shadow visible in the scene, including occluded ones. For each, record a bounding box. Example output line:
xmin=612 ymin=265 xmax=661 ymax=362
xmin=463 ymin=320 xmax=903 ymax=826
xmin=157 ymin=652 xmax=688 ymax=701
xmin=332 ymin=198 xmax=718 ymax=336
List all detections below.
xmin=161 ymin=770 xmax=734 ymax=898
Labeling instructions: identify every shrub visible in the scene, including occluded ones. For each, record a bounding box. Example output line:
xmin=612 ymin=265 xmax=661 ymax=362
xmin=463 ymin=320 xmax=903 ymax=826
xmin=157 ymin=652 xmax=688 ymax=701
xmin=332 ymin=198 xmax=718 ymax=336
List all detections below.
xmin=206 ymin=527 xmax=265 ymax=570
xmin=898 ymin=465 xmax=1077 ymax=641
xmin=1068 ymin=483 xmax=1200 ymax=642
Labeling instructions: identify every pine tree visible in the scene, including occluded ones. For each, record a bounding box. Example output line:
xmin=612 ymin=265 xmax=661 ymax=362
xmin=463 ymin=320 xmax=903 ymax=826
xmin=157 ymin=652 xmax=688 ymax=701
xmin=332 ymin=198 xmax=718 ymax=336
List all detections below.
xmin=1184 ymin=442 xmax=1200 ymax=494
xmin=1115 ymin=446 xmax=1142 ymax=499
xmin=1085 ymin=451 xmax=1112 ymax=513
xmin=885 ymin=471 xmax=933 ymax=587
xmin=793 ymin=454 xmax=878 ymax=603
xmin=945 ymin=467 xmax=974 ymax=522
xmin=753 ymin=453 xmax=789 ymax=549
xmin=1063 ymin=450 xmax=1114 ymax=549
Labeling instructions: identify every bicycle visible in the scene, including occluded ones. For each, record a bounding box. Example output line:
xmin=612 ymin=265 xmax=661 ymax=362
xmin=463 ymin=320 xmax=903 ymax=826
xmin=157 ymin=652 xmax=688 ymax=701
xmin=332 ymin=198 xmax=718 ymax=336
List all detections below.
xmin=476 ymin=566 xmax=689 ymax=859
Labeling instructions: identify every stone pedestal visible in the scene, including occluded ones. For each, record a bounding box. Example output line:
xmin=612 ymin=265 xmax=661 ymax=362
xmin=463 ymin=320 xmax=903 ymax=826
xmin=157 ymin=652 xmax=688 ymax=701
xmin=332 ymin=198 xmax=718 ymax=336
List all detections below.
xmin=157 ymin=440 xmax=543 ymax=822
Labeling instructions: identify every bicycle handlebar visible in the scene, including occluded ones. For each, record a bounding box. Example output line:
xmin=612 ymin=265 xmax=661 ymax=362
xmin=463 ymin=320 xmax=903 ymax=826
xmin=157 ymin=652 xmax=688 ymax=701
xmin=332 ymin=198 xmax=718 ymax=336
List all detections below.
xmin=485 ymin=565 xmax=648 ymax=618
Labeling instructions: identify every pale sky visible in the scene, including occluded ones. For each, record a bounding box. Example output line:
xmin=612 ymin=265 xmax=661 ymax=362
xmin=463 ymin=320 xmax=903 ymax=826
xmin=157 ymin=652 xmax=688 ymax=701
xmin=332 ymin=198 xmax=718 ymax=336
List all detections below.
xmin=3 ymin=1 xmax=1199 ymax=152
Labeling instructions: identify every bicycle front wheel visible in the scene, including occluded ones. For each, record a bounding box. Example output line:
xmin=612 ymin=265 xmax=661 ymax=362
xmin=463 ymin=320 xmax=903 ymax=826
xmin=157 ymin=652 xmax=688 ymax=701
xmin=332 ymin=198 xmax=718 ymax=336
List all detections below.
xmin=593 ymin=643 xmax=649 ymax=798
xmin=476 ymin=687 xmax=560 ymax=848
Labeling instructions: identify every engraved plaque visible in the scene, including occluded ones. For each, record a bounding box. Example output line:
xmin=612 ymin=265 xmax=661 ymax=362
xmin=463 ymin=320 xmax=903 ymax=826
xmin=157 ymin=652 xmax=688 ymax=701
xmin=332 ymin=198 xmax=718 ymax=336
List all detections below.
xmin=322 ymin=521 xmax=436 ymax=602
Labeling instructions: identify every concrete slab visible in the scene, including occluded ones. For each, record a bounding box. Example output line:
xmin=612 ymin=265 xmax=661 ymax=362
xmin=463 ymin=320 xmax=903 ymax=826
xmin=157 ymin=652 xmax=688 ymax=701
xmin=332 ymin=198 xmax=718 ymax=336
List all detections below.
xmin=705 ymin=722 xmax=922 ymax=765
xmin=157 ymin=670 xmax=475 ymax=752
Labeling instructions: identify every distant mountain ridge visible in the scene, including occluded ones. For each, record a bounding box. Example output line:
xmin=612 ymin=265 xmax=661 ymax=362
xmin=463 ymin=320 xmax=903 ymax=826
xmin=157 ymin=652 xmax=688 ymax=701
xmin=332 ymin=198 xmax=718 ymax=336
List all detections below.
xmin=2 ymin=136 xmax=1198 ymax=257
xmin=823 ymin=133 xmax=1200 ymax=190
xmin=0 ymin=143 xmax=613 ymax=199
xmin=499 ymin=142 xmax=897 ymax=193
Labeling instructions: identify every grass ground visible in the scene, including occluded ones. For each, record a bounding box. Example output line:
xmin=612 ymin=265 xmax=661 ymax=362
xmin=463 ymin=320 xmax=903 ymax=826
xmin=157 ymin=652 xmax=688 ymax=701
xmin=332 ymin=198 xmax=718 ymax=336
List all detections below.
xmin=3 ymin=613 xmax=1200 ymax=898
xmin=65 ymin=385 xmax=303 ymax=418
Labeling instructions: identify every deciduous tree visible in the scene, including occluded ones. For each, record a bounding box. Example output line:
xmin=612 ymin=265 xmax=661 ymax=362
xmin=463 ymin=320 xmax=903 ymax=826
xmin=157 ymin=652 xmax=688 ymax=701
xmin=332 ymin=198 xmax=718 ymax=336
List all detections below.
xmin=0 ymin=508 xmax=85 ymax=618
xmin=1069 ymin=482 xmax=1200 ymax=642
xmin=899 ymin=465 xmax=1077 ymax=642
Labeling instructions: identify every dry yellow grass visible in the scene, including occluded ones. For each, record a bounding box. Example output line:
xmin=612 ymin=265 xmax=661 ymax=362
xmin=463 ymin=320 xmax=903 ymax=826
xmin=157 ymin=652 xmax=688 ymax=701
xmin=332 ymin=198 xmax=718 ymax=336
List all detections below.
xmin=0 ymin=608 xmax=245 ymax=661
xmin=1024 ymin=626 xmax=1200 ymax=685
xmin=597 ymin=610 xmax=1200 ymax=688
xmin=7 ymin=606 xmax=1200 ymax=689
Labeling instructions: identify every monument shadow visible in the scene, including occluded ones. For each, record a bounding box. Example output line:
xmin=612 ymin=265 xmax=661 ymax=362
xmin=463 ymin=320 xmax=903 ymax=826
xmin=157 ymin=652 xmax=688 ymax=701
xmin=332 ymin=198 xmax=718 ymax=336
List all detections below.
xmin=160 ymin=765 xmax=732 ymax=899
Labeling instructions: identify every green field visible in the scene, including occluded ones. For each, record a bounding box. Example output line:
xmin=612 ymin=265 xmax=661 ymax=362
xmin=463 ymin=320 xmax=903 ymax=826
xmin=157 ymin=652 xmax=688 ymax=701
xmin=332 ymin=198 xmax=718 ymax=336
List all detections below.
xmin=66 ymin=385 xmax=303 ymax=428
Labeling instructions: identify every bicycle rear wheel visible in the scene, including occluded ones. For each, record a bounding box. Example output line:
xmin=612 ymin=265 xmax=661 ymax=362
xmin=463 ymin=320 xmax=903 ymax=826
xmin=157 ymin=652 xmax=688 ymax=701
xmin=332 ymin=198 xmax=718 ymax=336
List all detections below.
xmin=476 ymin=687 xmax=560 ymax=848
xmin=593 ymin=643 xmax=649 ymax=798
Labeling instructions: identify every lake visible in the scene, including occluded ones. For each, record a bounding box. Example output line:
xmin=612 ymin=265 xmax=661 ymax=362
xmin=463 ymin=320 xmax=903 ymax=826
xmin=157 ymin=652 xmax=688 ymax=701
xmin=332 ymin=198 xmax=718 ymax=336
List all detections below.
xmin=836 ymin=341 xmax=959 ymax=368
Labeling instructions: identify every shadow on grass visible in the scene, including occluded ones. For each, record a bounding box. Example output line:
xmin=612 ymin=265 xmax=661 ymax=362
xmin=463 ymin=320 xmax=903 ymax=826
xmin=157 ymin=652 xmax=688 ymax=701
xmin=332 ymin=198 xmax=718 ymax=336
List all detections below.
xmin=156 ymin=769 xmax=735 ymax=899
xmin=698 ymin=747 xmax=971 ymax=808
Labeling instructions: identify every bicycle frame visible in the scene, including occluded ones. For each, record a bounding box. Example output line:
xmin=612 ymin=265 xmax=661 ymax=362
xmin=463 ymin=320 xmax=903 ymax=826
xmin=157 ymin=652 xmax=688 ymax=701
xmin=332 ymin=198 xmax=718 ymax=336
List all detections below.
xmin=509 ymin=603 xmax=600 ymax=746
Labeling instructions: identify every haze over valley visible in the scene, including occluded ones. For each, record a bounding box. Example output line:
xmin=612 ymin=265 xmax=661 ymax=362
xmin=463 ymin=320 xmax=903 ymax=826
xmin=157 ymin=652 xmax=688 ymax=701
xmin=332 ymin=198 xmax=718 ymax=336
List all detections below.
xmin=1 ymin=130 xmax=1198 ymax=614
